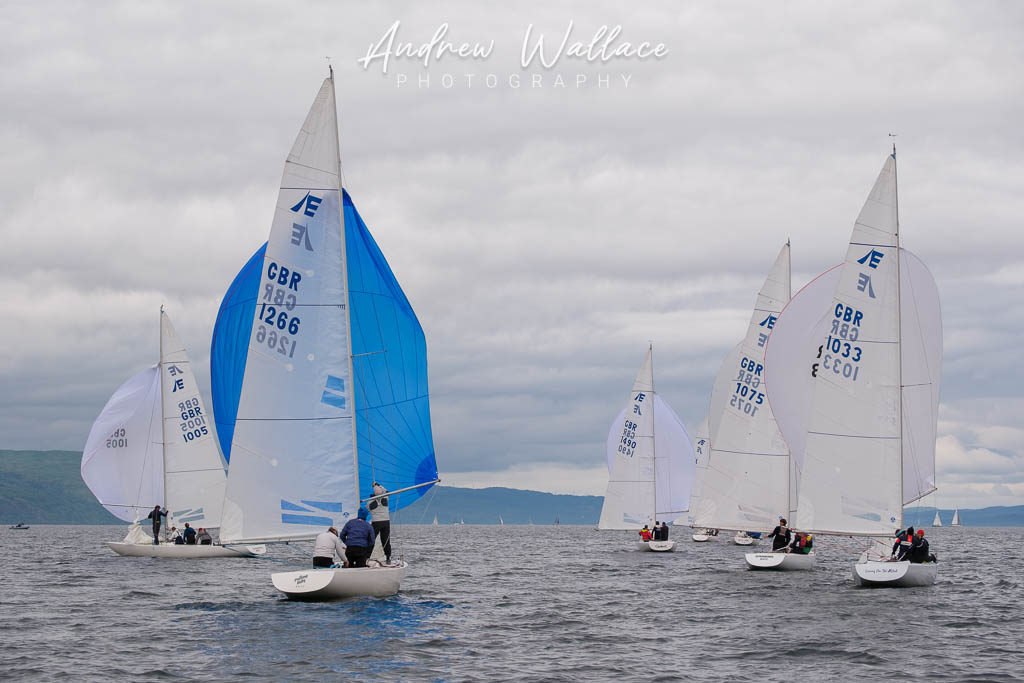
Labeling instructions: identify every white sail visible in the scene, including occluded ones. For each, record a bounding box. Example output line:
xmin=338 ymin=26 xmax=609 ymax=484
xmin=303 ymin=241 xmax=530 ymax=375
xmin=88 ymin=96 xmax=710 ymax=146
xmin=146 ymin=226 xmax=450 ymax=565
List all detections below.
xmin=604 ymin=393 xmax=696 ymax=523
xmin=159 ymin=311 xmax=226 ymax=528
xmin=684 ymin=416 xmax=711 ymax=526
xmin=599 ymin=347 xmax=657 ymax=529
xmin=951 ymin=508 xmax=961 ymax=526
xmin=432 ymin=515 xmax=438 ymax=525
xmin=796 ymin=154 xmax=909 ymax=536
xmin=766 ymin=252 xmax=941 ymax=508
xmin=932 ymin=510 xmax=942 ymax=527
xmin=221 ymin=75 xmax=358 ymax=544
xmin=81 ymin=366 xmax=163 ymax=522
xmin=688 ymin=243 xmax=792 ymax=533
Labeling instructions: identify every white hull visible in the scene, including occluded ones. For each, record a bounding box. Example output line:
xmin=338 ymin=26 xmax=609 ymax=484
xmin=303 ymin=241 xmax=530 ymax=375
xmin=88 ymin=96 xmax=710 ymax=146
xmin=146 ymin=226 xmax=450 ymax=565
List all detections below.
xmin=732 ymin=533 xmax=756 ymax=546
xmin=637 ymin=540 xmax=676 ymax=552
xmin=853 ymin=561 xmax=938 ymax=587
xmin=272 ymin=561 xmax=408 ymax=600
xmin=745 ymin=551 xmax=816 ymax=571
xmin=105 ymin=542 xmax=265 ymax=558
xmin=691 ymin=533 xmax=714 ymax=542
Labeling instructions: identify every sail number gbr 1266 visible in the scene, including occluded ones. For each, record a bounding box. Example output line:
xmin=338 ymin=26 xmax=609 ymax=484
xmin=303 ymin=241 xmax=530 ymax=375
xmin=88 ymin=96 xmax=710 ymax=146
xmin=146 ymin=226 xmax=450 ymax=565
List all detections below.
xmin=256 ymin=261 xmax=303 ymax=358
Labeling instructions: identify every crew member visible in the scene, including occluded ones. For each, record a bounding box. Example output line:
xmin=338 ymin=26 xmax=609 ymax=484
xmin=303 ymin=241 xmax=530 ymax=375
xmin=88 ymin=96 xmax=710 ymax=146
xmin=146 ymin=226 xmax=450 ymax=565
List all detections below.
xmin=196 ymin=528 xmax=213 ymax=545
xmin=767 ymin=518 xmax=791 ymax=551
xmin=312 ymin=527 xmax=346 ymax=568
xmin=340 ymin=508 xmax=376 ymax=568
xmin=639 ymin=525 xmax=653 ymax=542
xmin=147 ymin=505 xmax=167 ymax=544
xmin=368 ymin=482 xmax=392 ymax=564
xmin=907 ymin=529 xmax=932 ymax=564
xmin=894 ymin=526 xmax=915 ymax=560
xmin=182 ymin=523 xmax=197 ymax=545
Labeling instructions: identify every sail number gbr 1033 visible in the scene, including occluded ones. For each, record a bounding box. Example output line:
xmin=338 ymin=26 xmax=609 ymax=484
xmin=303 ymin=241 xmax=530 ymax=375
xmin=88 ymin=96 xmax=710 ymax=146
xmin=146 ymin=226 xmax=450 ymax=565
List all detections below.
xmin=255 ymin=261 xmax=303 ymax=358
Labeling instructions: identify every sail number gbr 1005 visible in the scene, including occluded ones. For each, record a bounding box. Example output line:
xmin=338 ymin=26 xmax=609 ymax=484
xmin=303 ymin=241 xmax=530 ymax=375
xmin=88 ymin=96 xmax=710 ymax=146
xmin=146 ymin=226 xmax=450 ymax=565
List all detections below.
xmin=255 ymin=261 xmax=303 ymax=358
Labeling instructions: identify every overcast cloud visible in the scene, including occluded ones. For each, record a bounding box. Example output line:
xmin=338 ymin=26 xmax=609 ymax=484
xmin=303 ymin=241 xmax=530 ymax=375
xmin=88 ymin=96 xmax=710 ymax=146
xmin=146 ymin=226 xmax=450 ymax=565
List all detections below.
xmin=2 ymin=1 xmax=1022 ymax=509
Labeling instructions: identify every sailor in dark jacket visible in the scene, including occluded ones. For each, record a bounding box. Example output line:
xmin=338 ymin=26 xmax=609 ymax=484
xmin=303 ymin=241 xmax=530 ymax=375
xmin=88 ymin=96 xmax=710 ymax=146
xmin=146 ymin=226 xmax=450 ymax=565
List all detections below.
xmin=907 ymin=529 xmax=931 ymax=563
xmin=147 ymin=505 xmax=168 ymax=544
xmin=767 ymin=518 xmax=791 ymax=551
xmin=894 ymin=527 xmax=915 ymax=560
xmin=340 ymin=507 xmax=376 ymax=568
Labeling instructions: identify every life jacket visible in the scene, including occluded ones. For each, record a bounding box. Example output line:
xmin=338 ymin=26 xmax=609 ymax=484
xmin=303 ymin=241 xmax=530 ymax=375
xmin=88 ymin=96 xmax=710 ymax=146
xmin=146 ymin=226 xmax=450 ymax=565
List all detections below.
xmin=640 ymin=529 xmax=652 ymax=541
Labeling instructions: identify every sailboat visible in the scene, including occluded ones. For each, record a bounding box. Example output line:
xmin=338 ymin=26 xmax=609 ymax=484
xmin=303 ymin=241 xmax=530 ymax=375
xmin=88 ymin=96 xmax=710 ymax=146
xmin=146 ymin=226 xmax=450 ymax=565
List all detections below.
xmin=432 ymin=515 xmax=438 ymax=526
xmin=81 ymin=309 xmax=263 ymax=558
xmin=599 ymin=345 xmax=696 ymax=552
xmin=214 ymin=70 xmax=440 ymax=599
xmin=499 ymin=516 xmax=504 ymax=525
xmin=951 ymin=508 xmax=962 ymax=526
xmin=932 ymin=509 xmax=942 ymax=527
xmin=770 ymin=150 xmax=942 ymax=587
xmin=685 ymin=244 xmax=810 ymax=567
xmin=553 ymin=516 xmax=560 ymax=526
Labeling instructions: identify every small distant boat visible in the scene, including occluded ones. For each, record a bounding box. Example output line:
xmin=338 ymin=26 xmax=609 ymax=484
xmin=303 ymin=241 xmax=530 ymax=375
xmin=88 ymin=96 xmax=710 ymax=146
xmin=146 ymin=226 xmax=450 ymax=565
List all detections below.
xmin=8 ymin=523 xmax=29 ymax=530
xmin=460 ymin=518 xmax=465 ymax=525
xmin=499 ymin=516 xmax=504 ymax=525
xmin=951 ymin=508 xmax=962 ymax=526
xmin=432 ymin=515 xmax=438 ymax=526
xmin=553 ymin=516 xmax=559 ymax=526
xmin=932 ymin=510 xmax=942 ymax=527
xmin=733 ymin=532 xmax=757 ymax=546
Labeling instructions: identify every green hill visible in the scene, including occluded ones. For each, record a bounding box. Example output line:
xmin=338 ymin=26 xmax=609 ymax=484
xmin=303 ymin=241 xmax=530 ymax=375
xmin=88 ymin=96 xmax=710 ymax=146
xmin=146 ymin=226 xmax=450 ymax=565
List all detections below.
xmin=2 ymin=449 xmax=1021 ymax=526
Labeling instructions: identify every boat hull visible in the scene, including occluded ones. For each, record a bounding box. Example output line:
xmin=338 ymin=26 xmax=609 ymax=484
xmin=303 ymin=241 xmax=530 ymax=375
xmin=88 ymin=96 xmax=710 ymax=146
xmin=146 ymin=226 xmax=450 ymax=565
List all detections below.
xmin=105 ymin=542 xmax=265 ymax=558
xmin=853 ymin=561 xmax=937 ymax=587
xmin=732 ymin=534 xmax=756 ymax=546
xmin=636 ymin=540 xmax=676 ymax=552
xmin=745 ymin=551 xmax=816 ymax=571
xmin=272 ymin=562 xmax=408 ymax=600
xmin=691 ymin=533 xmax=714 ymax=542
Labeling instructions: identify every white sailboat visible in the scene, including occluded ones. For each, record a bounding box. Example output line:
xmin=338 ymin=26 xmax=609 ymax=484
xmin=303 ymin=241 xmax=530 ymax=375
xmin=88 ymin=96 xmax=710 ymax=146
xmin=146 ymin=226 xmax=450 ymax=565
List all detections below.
xmin=773 ymin=151 xmax=942 ymax=587
xmin=81 ymin=309 xmax=263 ymax=558
xmin=932 ymin=510 xmax=942 ymax=527
xmin=499 ymin=516 xmax=504 ymax=525
xmin=599 ymin=345 xmax=696 ymax=552
xmin=951 ymin=508 xmax=962 ymax=526
xmin=217 ymin=70 xmax=440 ymax=599
xmin=432 ymin=515 xmax=438 ymax=526
xmin=685 ymin=243 xmax=811 ymax=568
xmin=687 ymin=418 xmax=718 ymax=542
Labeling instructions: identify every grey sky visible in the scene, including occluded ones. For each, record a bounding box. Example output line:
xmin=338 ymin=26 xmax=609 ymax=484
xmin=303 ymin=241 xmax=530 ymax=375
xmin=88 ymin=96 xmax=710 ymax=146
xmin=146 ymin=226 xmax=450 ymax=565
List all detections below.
xmin=2 ymin=1 xmax=1022 ymax=508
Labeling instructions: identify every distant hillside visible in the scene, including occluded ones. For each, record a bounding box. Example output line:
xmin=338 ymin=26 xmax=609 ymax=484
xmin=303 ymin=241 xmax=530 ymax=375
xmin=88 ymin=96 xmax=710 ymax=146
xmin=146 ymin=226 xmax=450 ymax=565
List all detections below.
xmin=2 ymin=450 xmax=1022 ymax=526
xmin=1 ymin=450 xmax=121 ymax=524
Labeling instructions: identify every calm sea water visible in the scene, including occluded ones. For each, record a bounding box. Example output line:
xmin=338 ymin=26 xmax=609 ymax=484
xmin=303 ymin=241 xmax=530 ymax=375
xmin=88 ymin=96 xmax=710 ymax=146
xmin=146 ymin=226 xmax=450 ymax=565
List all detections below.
xmin=1 ymin=524 xmax=1021 ymax=681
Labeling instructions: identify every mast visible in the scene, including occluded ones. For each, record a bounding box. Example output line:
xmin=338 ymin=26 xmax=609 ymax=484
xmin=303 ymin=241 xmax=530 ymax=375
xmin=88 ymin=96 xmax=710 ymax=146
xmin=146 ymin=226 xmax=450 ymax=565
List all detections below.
xmin=329 ymin=67 xmax=361 ymax=501
xmin=650 ymin=343 xmax=656 ymax=525
xmin=893 ymin=143 xmax=903 ymax=532
xmin=158 ymin=306 xmax=168 ymax=516
xmin=785 ymin=239 xmax=793 ymax=520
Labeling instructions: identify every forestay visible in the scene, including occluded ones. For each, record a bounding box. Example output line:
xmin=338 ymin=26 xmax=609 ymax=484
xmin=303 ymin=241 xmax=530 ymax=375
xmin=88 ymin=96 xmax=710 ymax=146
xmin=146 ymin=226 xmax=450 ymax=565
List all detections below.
xmin=688 ymin=243 xmax=792 ymax=533
xmin=599 ymin=348 xmax=657 ymax=529
xmin=220 ymin=76 xmax=358 ymax=544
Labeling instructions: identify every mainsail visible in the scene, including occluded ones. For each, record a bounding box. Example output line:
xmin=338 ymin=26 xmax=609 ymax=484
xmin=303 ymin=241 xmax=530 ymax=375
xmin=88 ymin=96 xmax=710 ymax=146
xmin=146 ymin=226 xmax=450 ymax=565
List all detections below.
xmin=218 ymin=73 xmax=438 ymax=544
xmin=688 ymin=243 xmax=792 ymax=533
xmin=81 ymin=311 xmax=226 ymax=529
xmin=792 ymin=153 xmax=942 ymax=536
xmin=599 ymin=346 xmax=694 ymax=529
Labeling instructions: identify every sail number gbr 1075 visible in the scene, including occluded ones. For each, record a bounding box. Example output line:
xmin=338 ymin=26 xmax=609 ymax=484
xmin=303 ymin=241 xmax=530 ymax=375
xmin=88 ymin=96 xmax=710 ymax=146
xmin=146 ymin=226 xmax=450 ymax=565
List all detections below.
xmin=731 ymin=357 xmax=765 ymax=417
xmin=255 ymin=261 xmax=303 ymax=358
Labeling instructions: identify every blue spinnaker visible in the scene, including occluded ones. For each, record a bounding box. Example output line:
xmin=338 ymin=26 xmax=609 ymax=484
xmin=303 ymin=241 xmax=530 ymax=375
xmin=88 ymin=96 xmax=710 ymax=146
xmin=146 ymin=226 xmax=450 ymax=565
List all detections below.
xmin=210 ymin=190 xmax=438 ymax=511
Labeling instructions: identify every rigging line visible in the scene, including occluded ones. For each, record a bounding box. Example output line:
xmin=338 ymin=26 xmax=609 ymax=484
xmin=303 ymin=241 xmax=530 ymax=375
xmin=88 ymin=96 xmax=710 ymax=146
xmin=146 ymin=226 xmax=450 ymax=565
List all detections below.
xmin=133 ymin=371 xmax=162 ymax=516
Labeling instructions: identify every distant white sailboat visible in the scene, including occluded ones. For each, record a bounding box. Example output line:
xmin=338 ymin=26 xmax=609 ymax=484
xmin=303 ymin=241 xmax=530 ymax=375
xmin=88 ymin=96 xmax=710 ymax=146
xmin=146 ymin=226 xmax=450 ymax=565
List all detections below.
xmin=82 ymin=309 xmax=262 ymax=558
xmin=599 ymin=345 xmax=696 ymax=552
xmin=951 ymin=508 xmax=962 ymax=526
xmin=499 ymin=516 xmax=504 ymax=525
xmin=432 ymin=515 xmax=438 ymax=526
xmin=932 ymin=510 xmax=942 ymax=527
xmin=772 ymin=151 xmax=942 ymax=587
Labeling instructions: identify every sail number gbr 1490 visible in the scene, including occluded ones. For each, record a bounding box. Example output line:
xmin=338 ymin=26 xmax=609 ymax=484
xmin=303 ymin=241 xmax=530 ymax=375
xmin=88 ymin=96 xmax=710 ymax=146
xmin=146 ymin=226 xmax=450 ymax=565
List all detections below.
xmin=256 ymin=261 xmax=303 ymax=358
